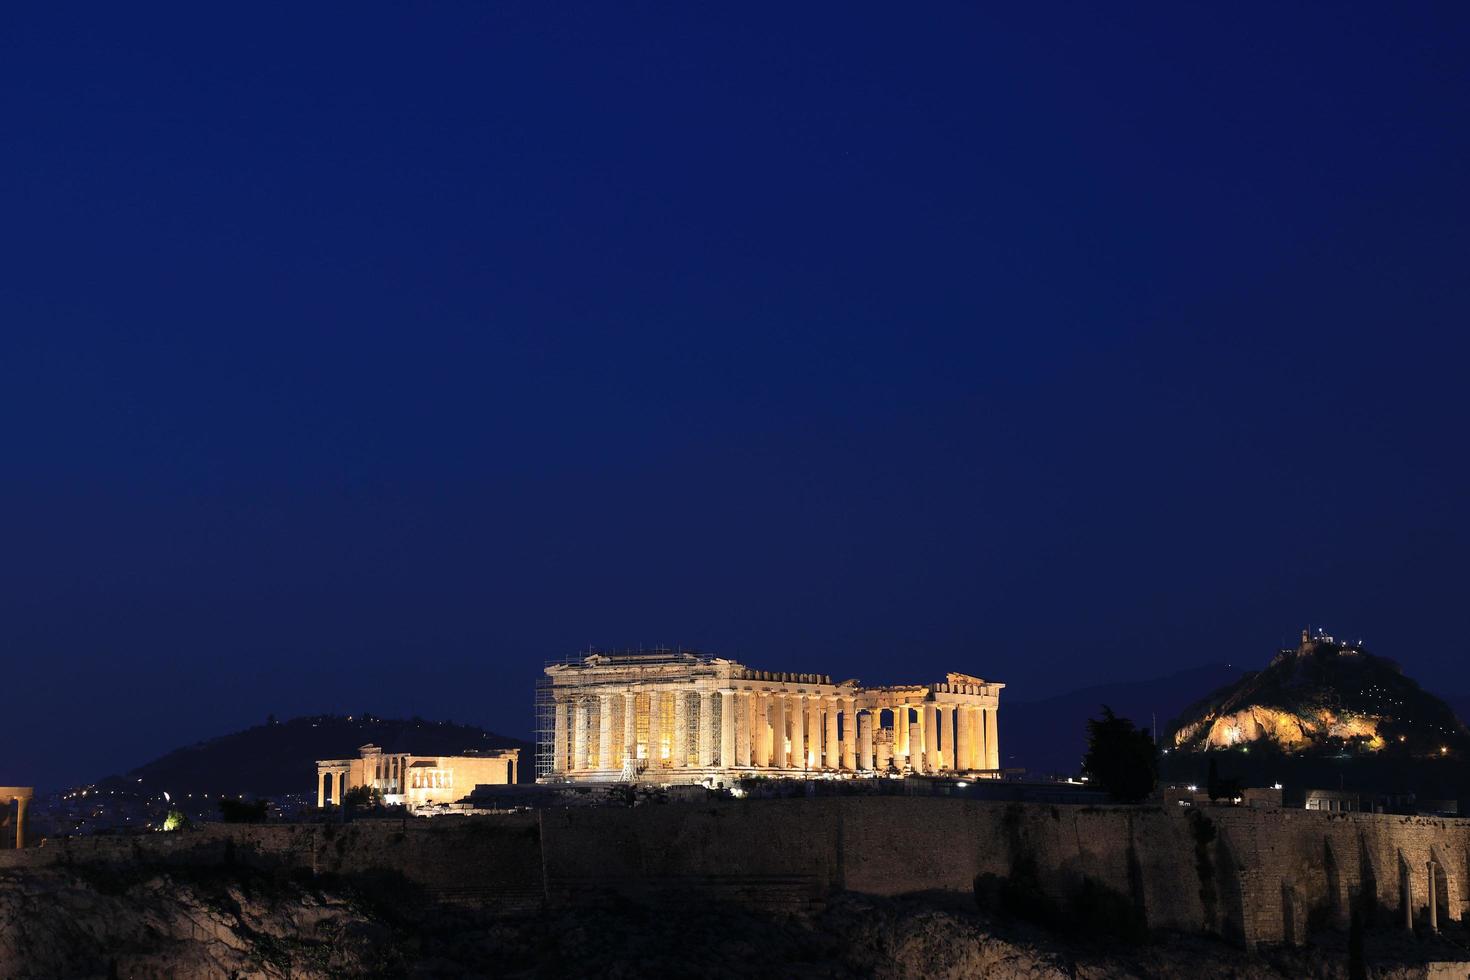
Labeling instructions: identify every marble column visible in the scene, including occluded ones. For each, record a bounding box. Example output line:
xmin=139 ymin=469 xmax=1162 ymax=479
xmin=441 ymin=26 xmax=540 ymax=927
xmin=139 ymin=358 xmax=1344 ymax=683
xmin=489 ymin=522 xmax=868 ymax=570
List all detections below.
xmin=958 ymin=706 xmax=972 ymax=769
xmin=673 ymin=692 xmax=689 ymax=768
xmin=737 ymin=692 xmax=752 ymax=766
xmin=648 ymin=691 xmax=664 ymax=766
xmin=841 ymin=698 xmax=857 ymax=770
xmin=824 ymin=700 xmax=840 ymax=769
xmin=790 ymin=695 xmax=806 ymax=770
xmin=553 ymin=699 xmax=569 ymax=774
xmin=984 ymin=707 xmax=1000 ymax=770
xmin=770 ymin=694 xmax=787 ymax=768
xmin=858 ymin=710 xmax=874 ymax=770
xmin=623 ymin=693 xmax=637 ymax=764
xmin=807 ymin=697 xmax=822 ymax=769
xmin=573 ymin=699 xmax=590 ymax=771
xmin=924 ymin=706 xmax=939 ymax=774
xmin=937 ymin=705 xmax=954 ymax=770
xmin=720 ymin=690 xmax=736 ymax=768
xmin=317 ymin=773 xmax=325 ymax=808
xmin=755 ymin=694 xmax=771 ymax=767
xmin=972 ymin=707 xmax=986 ymax=769
xmin=957 ymin=706 xmax=974 ymax=771
xmin=893 ymin=706 xmax=909 ymax=766
xmin=913 ymin=709 xmax=927 ymax=774
xmin=598 ymin=694 xmax=614 ymax=770
xmin=699 ymin=692 xmax=716 ymax=767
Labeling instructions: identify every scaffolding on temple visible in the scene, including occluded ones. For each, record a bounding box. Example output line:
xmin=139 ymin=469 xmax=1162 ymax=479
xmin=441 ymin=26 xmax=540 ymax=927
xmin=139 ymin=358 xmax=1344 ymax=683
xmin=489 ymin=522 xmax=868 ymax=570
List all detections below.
xmin=533 ymin=646 xmax=717 ymax=781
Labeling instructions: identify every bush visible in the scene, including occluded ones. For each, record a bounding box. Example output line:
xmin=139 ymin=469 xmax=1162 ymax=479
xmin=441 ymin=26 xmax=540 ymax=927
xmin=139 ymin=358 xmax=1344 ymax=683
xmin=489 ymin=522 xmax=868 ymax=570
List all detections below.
xmin=342 ymin=785 xmax=384 ymax=808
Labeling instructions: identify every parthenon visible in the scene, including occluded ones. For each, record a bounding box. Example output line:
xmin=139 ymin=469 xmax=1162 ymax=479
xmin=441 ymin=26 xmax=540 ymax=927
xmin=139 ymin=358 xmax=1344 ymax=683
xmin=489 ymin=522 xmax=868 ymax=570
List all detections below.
xmin=538 ymin=651 xmax=1002 ymax=783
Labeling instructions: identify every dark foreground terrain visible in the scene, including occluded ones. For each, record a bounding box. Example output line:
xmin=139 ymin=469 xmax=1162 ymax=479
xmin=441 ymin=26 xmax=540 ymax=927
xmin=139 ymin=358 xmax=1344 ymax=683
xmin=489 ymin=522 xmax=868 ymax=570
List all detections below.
xmin=4 ymin=861 xmax=1468 ymax=979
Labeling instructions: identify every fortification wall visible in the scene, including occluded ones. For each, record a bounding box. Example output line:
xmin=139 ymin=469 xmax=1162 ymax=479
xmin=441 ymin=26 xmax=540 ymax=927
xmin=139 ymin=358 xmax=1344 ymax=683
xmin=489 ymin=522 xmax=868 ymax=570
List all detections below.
xmin=541 ymin=800 xmax=841 ymax=907
xmin=1215 ymin=807 xmax=1470 ymax=945
xmin=4 ymin=800 xmax=1466 ymax=946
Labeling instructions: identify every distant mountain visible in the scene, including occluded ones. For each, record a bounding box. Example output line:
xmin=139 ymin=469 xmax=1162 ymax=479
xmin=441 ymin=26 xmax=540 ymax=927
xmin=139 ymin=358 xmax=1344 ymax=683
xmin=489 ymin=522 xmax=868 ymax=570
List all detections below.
xmin=1169 ymin=631 xmax=1470 ymax=758
xmin=1001 ymin=663 xmax=1246 ymax=776
xmin=93 ymin=715 xmax=532 ymax=799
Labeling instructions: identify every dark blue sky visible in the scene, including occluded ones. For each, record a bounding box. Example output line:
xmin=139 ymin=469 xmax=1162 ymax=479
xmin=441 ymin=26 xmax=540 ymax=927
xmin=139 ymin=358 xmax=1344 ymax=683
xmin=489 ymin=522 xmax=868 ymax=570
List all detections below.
xmin=5 ymin=4 xmax=1468 ymax=789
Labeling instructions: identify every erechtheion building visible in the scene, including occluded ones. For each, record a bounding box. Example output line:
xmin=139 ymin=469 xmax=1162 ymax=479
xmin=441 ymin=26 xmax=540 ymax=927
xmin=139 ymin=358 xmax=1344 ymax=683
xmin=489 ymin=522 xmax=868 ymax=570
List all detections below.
xmin=537 ymin=651 xmax=1003 ymax=784
xmin=315 ymin=744 xmax=519 ymax=808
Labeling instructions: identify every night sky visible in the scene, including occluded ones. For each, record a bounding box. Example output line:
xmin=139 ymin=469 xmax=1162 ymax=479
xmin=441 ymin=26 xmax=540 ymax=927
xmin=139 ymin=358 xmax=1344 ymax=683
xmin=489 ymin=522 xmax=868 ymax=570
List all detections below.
xmin=5 ymin=5 xmax=1469 ymax=791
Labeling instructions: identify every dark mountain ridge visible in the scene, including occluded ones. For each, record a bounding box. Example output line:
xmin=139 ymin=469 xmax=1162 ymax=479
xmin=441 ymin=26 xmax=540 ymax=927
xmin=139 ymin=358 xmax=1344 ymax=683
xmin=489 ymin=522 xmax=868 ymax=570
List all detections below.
xmin=92 ymin=714 xmax=531 ymax=799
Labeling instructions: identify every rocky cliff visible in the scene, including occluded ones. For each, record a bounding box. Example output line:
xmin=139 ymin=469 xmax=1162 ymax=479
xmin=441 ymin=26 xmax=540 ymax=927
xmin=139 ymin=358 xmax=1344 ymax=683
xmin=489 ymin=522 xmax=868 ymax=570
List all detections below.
xmin=3 ymin=864 xmax=1463 ymax=979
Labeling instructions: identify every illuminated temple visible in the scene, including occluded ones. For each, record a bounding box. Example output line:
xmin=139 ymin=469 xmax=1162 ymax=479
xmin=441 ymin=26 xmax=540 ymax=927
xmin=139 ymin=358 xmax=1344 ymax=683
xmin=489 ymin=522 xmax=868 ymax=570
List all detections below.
xmin=316 ymin=744 xmax=520 ymax=807
xmin=537 ymin=651 xmax=1003 ymax=784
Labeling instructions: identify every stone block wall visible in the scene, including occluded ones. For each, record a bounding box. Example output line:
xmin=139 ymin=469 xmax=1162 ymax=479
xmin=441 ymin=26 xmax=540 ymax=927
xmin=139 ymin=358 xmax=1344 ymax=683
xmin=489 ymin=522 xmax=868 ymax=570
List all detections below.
xmin=3 ymin=799 xmax=1467 ymax=946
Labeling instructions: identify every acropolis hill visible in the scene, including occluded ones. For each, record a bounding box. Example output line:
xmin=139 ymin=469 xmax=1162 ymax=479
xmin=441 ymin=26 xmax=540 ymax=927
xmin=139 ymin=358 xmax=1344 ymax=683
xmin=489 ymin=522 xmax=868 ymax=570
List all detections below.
xmin=4 ymin=797 xmax=1470 ymax=976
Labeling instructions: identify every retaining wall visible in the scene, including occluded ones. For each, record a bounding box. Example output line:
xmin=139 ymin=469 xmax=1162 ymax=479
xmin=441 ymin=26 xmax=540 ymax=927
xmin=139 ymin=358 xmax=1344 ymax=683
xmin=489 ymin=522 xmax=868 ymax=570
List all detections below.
xmin=3 ymin=800 xmax=1466 ymax=946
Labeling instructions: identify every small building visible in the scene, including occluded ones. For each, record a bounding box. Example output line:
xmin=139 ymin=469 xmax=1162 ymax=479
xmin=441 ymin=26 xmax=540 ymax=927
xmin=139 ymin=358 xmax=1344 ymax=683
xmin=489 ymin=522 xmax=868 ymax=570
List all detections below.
xmin=1303 ymin=788 xmax=1360 ymax=813
xmin=315 ymin=744 xmax=519 ymax=808
xmin=1241 ymin=786 xmax=1282 ymax=809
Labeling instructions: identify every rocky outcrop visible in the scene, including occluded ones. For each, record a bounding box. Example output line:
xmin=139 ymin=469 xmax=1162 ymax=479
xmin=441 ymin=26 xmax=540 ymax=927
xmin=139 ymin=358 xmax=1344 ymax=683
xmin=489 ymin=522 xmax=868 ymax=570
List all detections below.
xmin=4 ymin=863 xmax=1468 ymax=979
xmin=0 ymin=866 xmax=395 ymax=979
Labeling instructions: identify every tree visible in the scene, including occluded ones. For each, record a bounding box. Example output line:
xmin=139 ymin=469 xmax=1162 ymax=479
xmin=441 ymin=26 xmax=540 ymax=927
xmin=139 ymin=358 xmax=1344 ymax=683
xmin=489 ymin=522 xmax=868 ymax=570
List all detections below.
xmin=1082 ymin=706 xmax=1158 ymax=803
xmin=342 ymin=785 xmax=384 ymax=808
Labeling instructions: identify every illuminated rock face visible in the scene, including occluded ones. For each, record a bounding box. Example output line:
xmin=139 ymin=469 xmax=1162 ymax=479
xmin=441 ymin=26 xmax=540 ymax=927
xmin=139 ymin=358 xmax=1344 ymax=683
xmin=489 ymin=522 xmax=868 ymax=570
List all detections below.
xmin=537 ymin=652 xmax=1005 ymax=784
xmin=1204 ymin=707 xmax=1311 ymax=749
xmin=1189 ymin=707 xmax=1381 ymax=751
